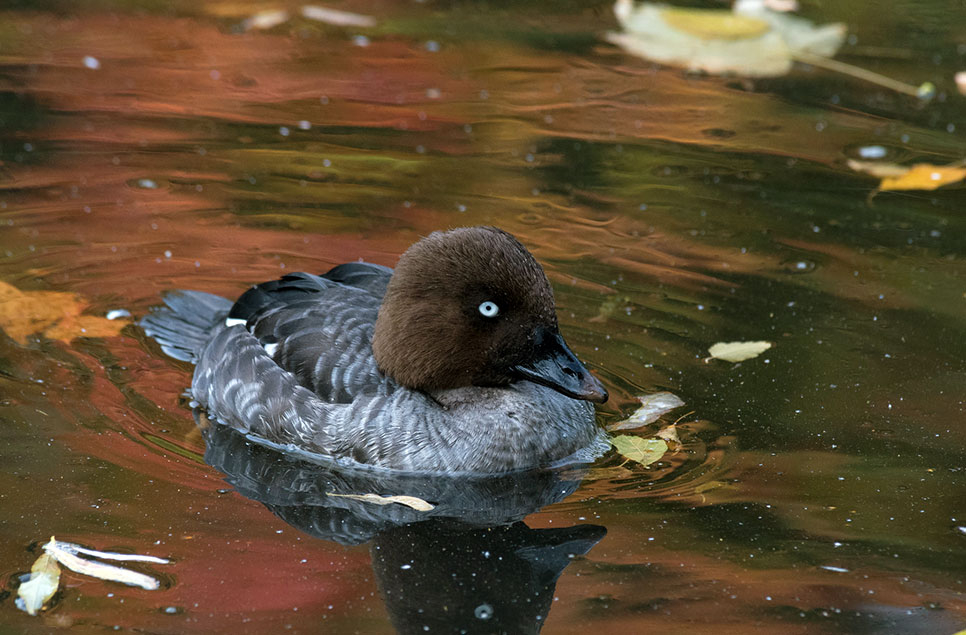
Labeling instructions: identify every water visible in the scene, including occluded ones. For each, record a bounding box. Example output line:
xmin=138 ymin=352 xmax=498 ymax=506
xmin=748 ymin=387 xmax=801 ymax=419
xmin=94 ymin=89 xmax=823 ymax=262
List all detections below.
xmin=2 ymin=1 xmax=965 ymax=632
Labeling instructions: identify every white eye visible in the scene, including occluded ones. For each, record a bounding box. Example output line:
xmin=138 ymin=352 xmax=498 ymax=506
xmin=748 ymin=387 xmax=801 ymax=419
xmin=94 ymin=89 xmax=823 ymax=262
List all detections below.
xmin=478 ymin=301 xmax=500 ymax=318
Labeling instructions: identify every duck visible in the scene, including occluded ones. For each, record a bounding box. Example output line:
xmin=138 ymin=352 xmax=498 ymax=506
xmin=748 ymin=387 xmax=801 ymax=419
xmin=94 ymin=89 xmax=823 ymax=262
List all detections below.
xmin=141 ymin=226 xmax=608 ymax=474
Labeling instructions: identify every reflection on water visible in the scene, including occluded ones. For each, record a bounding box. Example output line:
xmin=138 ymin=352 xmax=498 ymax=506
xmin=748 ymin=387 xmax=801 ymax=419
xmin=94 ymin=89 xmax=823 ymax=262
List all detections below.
xmin=1 ymin=0 xmax=966 ymax=632
xmin=205 ymin=424 xmax=605 ymax=634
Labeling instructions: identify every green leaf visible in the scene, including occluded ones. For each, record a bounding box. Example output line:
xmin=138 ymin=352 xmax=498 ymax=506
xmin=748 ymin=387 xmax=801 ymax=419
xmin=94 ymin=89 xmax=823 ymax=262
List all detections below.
xmin=610 ymin=435 xmax=668 ymax=467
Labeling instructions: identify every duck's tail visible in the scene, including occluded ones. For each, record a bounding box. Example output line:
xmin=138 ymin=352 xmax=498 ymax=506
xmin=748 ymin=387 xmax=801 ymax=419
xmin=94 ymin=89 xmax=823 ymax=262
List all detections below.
xmin=140 ymin=290 xmax=233 ymax=363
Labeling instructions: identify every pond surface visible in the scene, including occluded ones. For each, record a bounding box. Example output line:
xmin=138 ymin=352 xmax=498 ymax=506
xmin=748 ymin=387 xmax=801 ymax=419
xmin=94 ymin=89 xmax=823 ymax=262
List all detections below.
xmin=2 ymin=1 xmax=965 ymax=633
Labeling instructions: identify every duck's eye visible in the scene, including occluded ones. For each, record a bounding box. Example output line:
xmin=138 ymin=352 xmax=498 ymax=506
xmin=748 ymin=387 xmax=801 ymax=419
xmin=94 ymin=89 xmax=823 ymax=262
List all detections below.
xmin=478 ymin=301 xmax=500 ymax=318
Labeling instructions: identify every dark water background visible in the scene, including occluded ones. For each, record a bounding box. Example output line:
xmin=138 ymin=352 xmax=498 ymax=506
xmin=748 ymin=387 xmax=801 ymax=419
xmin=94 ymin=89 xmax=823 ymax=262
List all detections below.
xmin=1 ymin=1 xmax=965 ymax=633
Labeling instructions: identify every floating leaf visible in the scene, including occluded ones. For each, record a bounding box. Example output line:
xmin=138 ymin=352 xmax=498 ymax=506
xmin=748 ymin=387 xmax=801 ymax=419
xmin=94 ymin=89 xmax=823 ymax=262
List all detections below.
xmin=609 ymin=392 xmax=685 ymax=431
xmin=655 ymin=424 xmax=681 ymax=446
xmin=608 ymin=1 xmax=928 ymax=97
xmin=16 ymin=548 xmax=61 ymax=616
xmin=848 ymin=160 xmax=966 ymax=193
xmin=301 ymin=5 xmax=376 ymax=27
xmin=0 ymin=281 xmax=129 ymax=345
xmin=44 ymin=538 xmax=166 ymax=590
xmin=327 ymin=492 xmax=435 ymax=511
xmin=610 ymin=435 xmax=668 ymax=466
xmin=607 ymin=0 xmax=845 ymax=77
xmin=708 ymin=340 xmax=772 ymax=362
xmin=879 ymin=165 xmax=966 ymax=191
xmin=241 ymin=9 xmax=289 ymax=30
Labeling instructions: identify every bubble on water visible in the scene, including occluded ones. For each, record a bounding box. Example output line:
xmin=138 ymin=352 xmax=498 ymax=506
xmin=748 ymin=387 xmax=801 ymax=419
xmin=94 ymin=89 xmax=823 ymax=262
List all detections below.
xmin=474 ymin=604 xmax=493 ymax=620
xmin=857 ymin=145 xmax=887 ymax=159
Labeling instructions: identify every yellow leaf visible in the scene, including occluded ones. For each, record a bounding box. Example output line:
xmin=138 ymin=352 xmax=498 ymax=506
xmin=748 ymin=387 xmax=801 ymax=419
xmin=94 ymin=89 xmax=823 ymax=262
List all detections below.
xmin=708 ymin=340 xmax=772 ymax=362
xmin=17 ymin=544 xmax=61 ymax=616
xmin=0 ymin=280 xmax=129 ymax=345
xmin=849 ymin=160 xmax=966 ymax=191
xmin=879 ymin=164 xmax=966 ymax=192
xmin=326 ymin=492 xmax=435 ymax=511
xmin=610 ymin=435 xmax=668 ymax=466
xmin=660 ymin=7 xmax=770 ymax=41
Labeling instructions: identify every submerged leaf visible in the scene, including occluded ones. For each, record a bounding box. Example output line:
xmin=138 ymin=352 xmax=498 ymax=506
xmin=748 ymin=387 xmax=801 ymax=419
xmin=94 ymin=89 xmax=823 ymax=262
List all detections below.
xmin=610 ymin=391 xmax=685 ymax=431
xmin=610 ymin=435 xmax=668 ymax=466
xmin=16 ymin=547 xmax=61 ymax=616
xmin=327 ymin=492 xmax=435 ymax=511
xmin=0 ymin=280 xmax=129 ymax=345
xmin=708 ymin=340 xmax=772 ymax=362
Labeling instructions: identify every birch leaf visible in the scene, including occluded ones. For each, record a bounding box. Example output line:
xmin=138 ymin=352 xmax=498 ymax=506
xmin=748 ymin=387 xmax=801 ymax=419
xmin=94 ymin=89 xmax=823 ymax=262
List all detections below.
xmin=607 ymin=0 xmax=845 ymax=77
xmin=609 ymin=392 xmax=685 ymax=431
xmin=16 ymin=550 xmax=60 ymax=616
xmin=326 ymin=492 xmax=435 ymax=511
xmin=708 ymin=340 xmax=772 ymax=362
xmin=610 ymin=435 xmax=668 ymax=467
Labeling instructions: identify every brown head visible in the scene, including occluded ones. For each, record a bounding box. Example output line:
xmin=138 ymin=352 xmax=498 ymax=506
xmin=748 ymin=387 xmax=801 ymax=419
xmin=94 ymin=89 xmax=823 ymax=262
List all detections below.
xmin=371 ymin=227 xmax=607 ymax=403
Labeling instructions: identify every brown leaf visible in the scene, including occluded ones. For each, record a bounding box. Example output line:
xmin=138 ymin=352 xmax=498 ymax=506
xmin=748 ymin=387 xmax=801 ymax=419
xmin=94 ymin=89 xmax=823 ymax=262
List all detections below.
xmin=0 ymin=281 xmax=129 ymax=345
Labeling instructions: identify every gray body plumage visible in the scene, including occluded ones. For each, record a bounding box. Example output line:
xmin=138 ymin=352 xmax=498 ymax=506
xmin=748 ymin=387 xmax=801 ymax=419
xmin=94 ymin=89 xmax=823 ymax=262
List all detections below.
xmin=142 ymin=264 xmax=604 ymax=474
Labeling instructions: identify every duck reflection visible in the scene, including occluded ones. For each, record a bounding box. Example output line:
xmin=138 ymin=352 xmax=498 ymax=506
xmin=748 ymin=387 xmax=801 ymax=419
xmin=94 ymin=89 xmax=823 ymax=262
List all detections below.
xmin=203 ymin=423 xmax=605 ymax=634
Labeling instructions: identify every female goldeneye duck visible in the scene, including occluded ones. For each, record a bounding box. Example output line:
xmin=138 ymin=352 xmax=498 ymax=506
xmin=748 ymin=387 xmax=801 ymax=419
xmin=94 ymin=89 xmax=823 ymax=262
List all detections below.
xmin=141 ymin=226 xmax=608 ymax=474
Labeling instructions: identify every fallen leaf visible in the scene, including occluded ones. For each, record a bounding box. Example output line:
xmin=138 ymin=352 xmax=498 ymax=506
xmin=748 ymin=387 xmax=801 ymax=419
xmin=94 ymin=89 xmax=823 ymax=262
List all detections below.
xmin=608 ymin=1 xmax=928 ymax=97
xmin=609 ymin=391 xmax=685 ymax=431
xmin=655 ymin=424 xmax=681 ymax=446
xmin=848 ymin=160 xmax=966 ymax=193
xmin=708 ymin=340 xmax=772 ymax=362
xmin=16 ymin=549 xmax=60 ymax=616
xmin=301 ymin=5 xmax=376 ymax=27
xmin=0 ymin=280 xmax=129 ymax=345
xmin=880 ymin=165 xmax=966 ymax=192
xmin=846 ymin=159 xmax=911 ymax=179
xmin=610 ymin=435 xmax=668 ymax=466
xmin=56 ymin=541 xmax=171 ymax=564
xmin=241 ymin=9 xmax=289 ymax=30
xmin=326 ymin=492 xmax=435 ymax=511
xmin=608 ymin=0 xmax=845 ymax=77
xmin=44 ymin=538 xmax=165 ymax=590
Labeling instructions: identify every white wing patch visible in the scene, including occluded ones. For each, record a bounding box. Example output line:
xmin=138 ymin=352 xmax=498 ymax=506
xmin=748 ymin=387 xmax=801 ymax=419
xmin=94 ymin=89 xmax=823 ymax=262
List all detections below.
xmin=225 ymin=317 xmax=247 ymax=327
xmin=263 ymin=342 xmax=279 ymax=357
